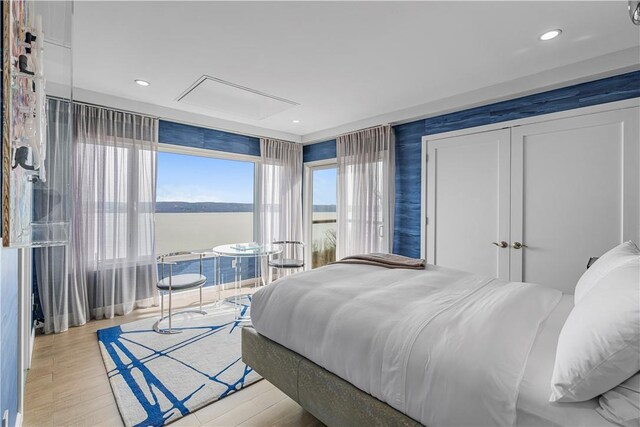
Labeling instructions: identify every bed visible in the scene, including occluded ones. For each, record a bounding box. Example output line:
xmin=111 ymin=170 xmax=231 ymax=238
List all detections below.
xmin=242 ymin=263 xmax=616 ymax=427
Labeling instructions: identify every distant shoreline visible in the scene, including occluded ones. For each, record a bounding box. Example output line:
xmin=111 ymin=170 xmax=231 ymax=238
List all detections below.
xmin=156 ymin=201 xmax=336 ymax=213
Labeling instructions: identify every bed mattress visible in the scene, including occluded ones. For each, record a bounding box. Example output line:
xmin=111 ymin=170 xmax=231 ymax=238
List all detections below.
xmin=251 ymin=263 xmax=616 ymax=426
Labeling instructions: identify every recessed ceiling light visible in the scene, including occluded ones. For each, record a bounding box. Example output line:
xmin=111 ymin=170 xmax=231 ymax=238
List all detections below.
xmin=134 ymin=79 xmax=150 ymax=87
xmin=539 ymin=29 xmax=562 ymax=41
xmin=292 ymin=120 xmax=300 ymax=123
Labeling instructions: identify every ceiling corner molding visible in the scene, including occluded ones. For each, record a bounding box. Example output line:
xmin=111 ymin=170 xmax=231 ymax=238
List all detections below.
xmin=300 ymin=47 xmax=640 ymax=144
xmin=55 ymin=85 xmax=303 ymax=143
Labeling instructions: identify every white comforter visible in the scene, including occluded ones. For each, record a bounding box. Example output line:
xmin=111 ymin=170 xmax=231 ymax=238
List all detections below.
xmin=251 ymin=264 xmax=562 ymax=427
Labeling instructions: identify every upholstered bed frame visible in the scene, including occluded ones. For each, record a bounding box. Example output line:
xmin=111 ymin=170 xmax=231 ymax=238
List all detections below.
xmin=241 ymin=326 xmax=422 ymax=427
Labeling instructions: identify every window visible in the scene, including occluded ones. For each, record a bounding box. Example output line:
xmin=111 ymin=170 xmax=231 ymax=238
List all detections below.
xmin=306 ymin=164 xmax=337 ymax=268
xmin=155 ymin=150 xmax=256 ymax=256
xmin=82 ymin=143 xmax=157 ymax=265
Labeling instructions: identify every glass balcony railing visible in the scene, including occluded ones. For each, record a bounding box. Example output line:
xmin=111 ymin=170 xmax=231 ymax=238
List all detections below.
xmin=156 ymin=210 xmax=338 ymax=274
xmin=155 ymin=211 xmax=255 ymax=287
xmin=311 ymin=215 xmax=336 ymax=268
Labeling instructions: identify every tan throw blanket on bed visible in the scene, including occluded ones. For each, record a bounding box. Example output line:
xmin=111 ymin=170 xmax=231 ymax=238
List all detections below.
xmin=333 ymin=253 xmax=426 ymax=269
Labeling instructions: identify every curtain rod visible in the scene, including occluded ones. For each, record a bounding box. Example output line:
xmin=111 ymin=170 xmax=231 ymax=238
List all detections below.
xmin=338 ymin=123 xmax=392 ymax=138
xmin=46 ymin=95 xmax=160 ymax=120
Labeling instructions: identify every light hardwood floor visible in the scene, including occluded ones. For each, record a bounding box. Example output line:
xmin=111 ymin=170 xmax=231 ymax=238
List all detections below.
xmin=23 ymin=288 xmax=323 ymax=427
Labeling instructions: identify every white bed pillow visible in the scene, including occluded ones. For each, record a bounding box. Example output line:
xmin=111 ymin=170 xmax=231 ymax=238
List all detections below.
xmin=550 ymin=258 xmax=640 ymax=402
xmin=574 ymin=241 xmax=639 ymax=304
xmin=597 ymin=373 xmax=640 ymax=427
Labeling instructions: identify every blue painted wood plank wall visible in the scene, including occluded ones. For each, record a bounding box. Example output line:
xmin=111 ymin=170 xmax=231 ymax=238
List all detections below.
xmin=159 ymin=120 xmax=260 ymax=157
xmin=303 ymin=70 xmax=640 ymax=258
xmin=303 ymin=139 xmax=336 ymax=163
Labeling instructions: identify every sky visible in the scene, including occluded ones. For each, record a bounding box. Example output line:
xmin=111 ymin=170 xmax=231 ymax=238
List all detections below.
xmin=313 ymin=168 xmax=337 ymax=205
xmin=157 ymin=152 xmax=254 ymax=203
xmin=157 ymin=152 xmax=337 ymax=205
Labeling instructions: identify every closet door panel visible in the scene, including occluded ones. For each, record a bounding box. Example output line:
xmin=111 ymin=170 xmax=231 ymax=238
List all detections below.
xmin=510 ymin=107 xmax=639 ymax=293
xmin=427 ymin=129 xmax=510 ymax=279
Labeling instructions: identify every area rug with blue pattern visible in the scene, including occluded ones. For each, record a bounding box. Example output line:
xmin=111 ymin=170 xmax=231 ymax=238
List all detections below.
xmin=97 ymin=296 xmax=260 ymax=427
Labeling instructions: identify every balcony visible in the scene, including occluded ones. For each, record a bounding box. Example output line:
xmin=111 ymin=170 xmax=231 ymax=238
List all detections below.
xmin=156 ymin=211 xmax=338 ymax=280
xmin=155 ymin=211 xmax=256 ymax=287
xmin=311 ymin=213 xmax=336 ymax=268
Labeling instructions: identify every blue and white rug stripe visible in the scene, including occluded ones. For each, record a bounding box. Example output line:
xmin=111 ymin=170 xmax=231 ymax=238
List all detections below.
xmin=97 ymin=296 xmax=260 ymax=427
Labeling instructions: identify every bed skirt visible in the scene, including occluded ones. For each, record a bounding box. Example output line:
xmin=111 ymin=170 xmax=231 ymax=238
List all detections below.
xmin=241 ymin=327 xmax=422 ymax=427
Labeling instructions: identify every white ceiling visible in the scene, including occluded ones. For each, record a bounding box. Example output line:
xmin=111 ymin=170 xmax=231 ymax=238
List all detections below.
xmin=70 ymin=1 xmax=640 ymax=143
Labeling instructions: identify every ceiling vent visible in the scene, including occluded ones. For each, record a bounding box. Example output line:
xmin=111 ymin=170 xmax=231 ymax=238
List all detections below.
xmin=176 ymin=75 xmax=299 ymax=120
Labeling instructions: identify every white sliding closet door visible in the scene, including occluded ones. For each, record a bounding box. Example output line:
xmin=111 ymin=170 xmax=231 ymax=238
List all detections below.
xmin=510 ymin=108 xmax=639 ymax=293
xmin=427 ymin=129 xmax=511 ymax=279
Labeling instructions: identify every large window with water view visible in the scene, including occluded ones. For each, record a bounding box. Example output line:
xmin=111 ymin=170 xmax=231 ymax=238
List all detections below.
xmin=311 ymin=167 xmax=337 ymax=268
xmin=155 ymin=150 xmax=255 ymax=262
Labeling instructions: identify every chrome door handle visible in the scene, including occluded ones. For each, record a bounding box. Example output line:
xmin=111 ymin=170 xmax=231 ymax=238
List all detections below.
xmin=512 ymin=242 xmax=528 ymax=249
xmin=492 ymin=241 xmax=508 ymax=248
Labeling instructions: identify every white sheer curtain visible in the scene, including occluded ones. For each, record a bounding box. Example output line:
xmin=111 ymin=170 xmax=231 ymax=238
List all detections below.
xmin=257 ymin=138 xmax=303 ymax=246
xmin=73 ymin=103 xmax=158 ymax=320
xmin=336 ymin=125 xmax=395 ymax=259
xmin=35 ymin=101 xmax=158 ymax=333
xmin=34 ymin=98 xmax=79 ymax=333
